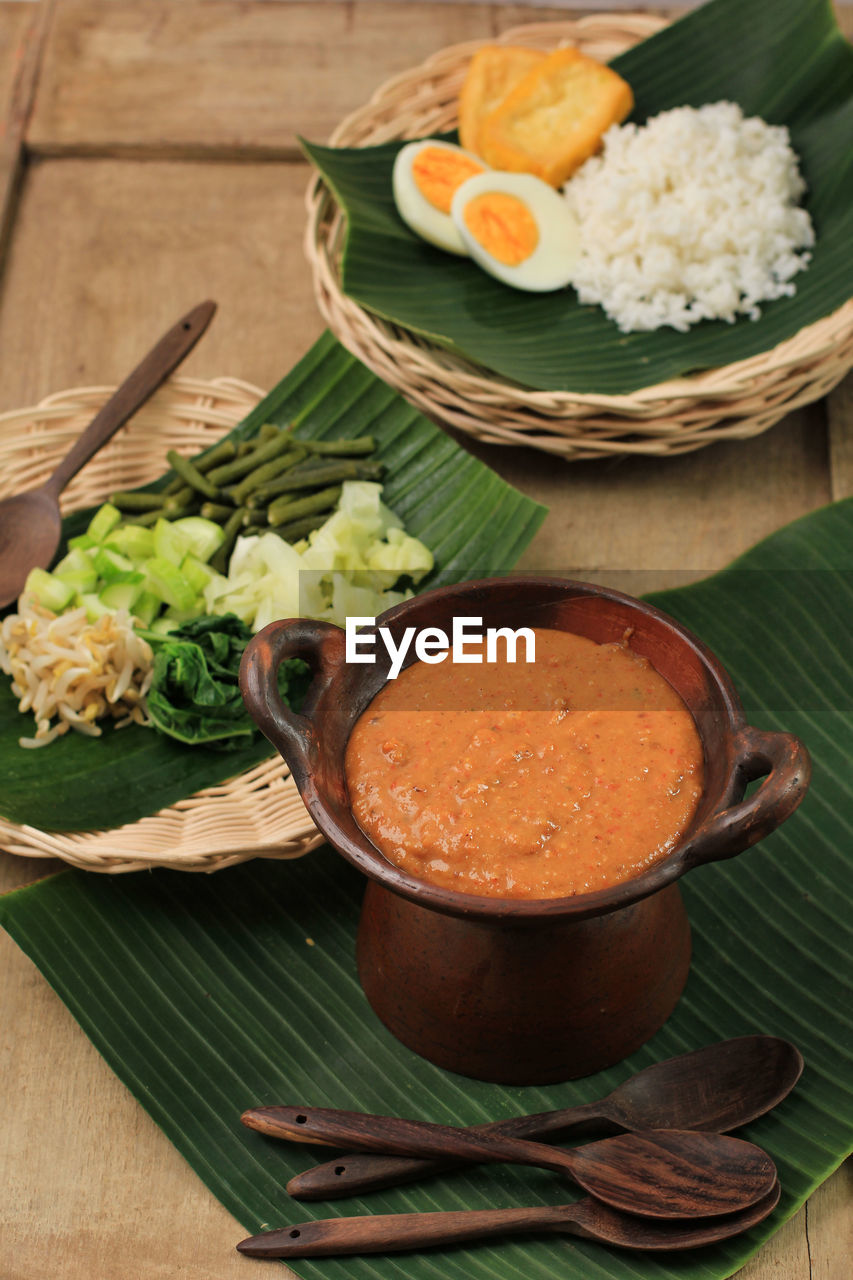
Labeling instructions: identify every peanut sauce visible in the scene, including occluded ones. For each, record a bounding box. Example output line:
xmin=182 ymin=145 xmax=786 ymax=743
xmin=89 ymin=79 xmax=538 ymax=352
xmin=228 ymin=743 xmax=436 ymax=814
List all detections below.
xmin=345 ymin=627 xmax=704 ymax=899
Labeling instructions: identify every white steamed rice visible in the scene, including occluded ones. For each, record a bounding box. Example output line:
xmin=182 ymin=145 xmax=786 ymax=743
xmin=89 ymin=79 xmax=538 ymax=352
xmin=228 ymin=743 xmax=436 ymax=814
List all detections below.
xmin=563 ymin=101 xmax=815 ymax=334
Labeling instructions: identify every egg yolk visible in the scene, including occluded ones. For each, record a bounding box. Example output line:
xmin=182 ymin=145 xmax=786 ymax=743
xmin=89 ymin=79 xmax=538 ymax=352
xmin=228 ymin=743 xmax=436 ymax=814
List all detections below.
xmin=462 ymin=191 xmax=540 ymax=266
xmin=412 ymin=147 xmax=484 ymax=214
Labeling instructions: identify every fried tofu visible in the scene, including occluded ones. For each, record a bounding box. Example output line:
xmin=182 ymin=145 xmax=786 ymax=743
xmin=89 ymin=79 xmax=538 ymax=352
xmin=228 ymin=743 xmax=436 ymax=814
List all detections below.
xmin=458 ymin=45 xmax=547 ymax=154
xmin=477 ymin=46 xmax=634 ymax=187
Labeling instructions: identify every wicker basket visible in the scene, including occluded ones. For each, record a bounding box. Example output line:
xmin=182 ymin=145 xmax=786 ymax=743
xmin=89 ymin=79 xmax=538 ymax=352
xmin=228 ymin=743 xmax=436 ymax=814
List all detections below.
xmin=305 ymin=14 xmax=853 ymax=460
xmin=0 ymin=379 xmax=323 ymax=873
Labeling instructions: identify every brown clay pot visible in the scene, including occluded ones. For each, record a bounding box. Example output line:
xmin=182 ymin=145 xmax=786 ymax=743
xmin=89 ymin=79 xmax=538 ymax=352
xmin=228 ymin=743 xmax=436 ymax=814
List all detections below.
xmin=239 ymin=577 xmax=810 ymax=1084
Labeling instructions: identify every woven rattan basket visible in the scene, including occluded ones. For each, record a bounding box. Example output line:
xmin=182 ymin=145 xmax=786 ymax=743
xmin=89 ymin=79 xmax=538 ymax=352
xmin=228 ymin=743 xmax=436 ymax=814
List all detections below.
xmin=305 ymin=14 xmax=853 ymax=460
xmin=0 ymin=379 xmax=323 ymax=873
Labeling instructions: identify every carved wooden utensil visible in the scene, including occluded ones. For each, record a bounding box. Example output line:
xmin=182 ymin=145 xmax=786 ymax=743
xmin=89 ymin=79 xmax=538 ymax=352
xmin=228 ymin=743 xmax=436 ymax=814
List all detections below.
xmin=0 ymin=300 xmax=216 ymax=609
xmin=282 ymin=1035 xmax=802 ymax=1199
xmin=240 ymin=1107 xmax=777 ymax=1219
xmin=237 ymin=1182 xmax=781 ymax=1259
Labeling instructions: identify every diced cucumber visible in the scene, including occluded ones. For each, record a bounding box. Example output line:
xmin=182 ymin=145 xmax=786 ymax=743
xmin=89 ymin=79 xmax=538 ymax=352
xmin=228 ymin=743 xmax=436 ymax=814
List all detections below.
xmin=54 ymin=548 xmax=98 ymax=594
xmin=149 ymin=616 xmax=181 ymax=636
xmin=93 ymin=546 xmax=136 ymax=581
xmin=131 ymin=591 xmax=162 ymax=627
xmin=180 ymin=553 xmax=216 ymax=594
xmin=56 ymin=568 xmax=99 ymax=595
xmin=86 ymin=503 xmax=122 ymax=543
xmin=67 ymin=533 xmax=98 ymax=552
xmin=152 ymin=518 xmax=186 ymax=567
xmin=171 ymin=516 xmax=225 ymax=564
xmin=105 ymin=524 xmax=156 ymax=562
xmin=144 ymin=557 xmax=197 ymax=611
xmin=163 ymin=603 xmax=204 ymax=624
xmin=80 ymin=592 xmax=112 ymax=623
xmin=99 ymin=579 xmax=144 ymax=612
xmin=24 ymin=568 xmax=75 ymax=613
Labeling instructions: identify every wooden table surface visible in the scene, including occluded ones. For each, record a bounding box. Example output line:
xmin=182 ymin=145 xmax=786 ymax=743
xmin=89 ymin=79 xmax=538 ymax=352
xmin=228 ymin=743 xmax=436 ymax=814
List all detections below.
xmin=0 ymin=3 xmax=851 ymax=1276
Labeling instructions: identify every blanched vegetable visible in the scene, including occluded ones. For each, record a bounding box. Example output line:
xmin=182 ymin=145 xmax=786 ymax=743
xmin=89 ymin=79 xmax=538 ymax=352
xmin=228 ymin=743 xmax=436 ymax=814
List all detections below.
xmin=144 ymin=614 xmax=307 ymax=750
xmin=202 ymin=480 xmax=434 ymax=631
xmin=22 ymin=507 xmax=227 ymax=630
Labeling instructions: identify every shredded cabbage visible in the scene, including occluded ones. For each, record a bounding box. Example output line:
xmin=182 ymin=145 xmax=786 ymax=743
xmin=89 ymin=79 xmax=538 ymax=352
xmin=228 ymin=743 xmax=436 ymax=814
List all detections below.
xmin=203 ymin=481 xmax=433 ymax=631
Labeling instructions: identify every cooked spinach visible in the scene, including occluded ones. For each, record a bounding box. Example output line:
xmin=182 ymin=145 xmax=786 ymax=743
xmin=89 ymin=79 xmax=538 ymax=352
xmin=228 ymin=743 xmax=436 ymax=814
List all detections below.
xmin=145 ymin=614 xmax=307 ymax=750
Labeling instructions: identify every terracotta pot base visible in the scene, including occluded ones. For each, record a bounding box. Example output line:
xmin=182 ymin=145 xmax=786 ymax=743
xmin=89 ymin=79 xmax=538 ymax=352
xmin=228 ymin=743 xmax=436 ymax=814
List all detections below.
xmin=357 ymin=880 xmax=692 ymax=1084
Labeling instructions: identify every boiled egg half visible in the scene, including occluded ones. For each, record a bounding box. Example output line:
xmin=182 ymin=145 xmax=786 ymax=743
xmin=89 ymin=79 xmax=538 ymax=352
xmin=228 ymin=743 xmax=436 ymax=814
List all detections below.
xmin=392 ymin=139 xmax=488 ymax=256
xmin=451 ymin=171 xmax=580 ymax=291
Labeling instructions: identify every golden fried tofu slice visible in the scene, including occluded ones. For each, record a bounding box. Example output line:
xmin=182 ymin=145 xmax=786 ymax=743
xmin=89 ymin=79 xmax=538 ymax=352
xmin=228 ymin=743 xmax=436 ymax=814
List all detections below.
xmin=477 ymin=46 xmax=634 ymax=187
xmin=458 ymin=45 xmax=547 ymax=155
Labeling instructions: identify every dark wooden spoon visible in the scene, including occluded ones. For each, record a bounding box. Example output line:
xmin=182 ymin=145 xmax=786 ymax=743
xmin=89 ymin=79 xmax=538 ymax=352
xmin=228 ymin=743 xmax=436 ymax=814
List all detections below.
xmin=0 ymin=300 xmax=216 ymax=609
xmin=256 ymin=1036 xmax=803 ymax=1200
xmin=241 ymin=1107 xmax=777 ymax=1219
xmin=236 ymin=1181 xmax=781 ymax=1259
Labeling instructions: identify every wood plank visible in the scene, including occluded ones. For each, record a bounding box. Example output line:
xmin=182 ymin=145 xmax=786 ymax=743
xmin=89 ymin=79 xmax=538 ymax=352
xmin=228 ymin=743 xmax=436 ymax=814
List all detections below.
xmin=827 ymin=372 xmax=853 ymax=501
xmin=27 ymin=1 xmax=495 ymax=157
xmin=24 ymin=0 xmax=853 ymax=161
xmin=0 ymin=1 xmax=51 ymax=266
xmin=808 ymin=1159 xmax=853 ymax=1280
xmin=0 ymin=156 xmax=325 ymax=409
xmin=461 ymin=402 xmax=831 ymax=597
xmin=0 ymin=911 xmax=257 ymax=1280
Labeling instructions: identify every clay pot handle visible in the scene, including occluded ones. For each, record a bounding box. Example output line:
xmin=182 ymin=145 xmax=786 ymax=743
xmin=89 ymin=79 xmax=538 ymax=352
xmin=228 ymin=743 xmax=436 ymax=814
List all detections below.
xmin=239 ymin=618 xmax=346 ymax=784
xmin=686 ymin=726 xmax=811 ymax=869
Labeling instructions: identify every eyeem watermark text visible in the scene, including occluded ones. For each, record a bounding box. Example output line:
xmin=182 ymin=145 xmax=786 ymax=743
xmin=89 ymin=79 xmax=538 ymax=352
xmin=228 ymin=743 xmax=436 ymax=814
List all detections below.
xmin=346 ymin=616 xmax=536 ymax=679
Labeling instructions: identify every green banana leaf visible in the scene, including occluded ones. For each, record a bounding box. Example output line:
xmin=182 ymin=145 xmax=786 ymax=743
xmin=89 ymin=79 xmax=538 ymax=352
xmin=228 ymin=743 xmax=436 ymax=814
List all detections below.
xmin=2 ymin=497 xmax=853 ymax=1280
xmin=0 ymin=331 xmax=545 ymax=831
xmin=304 ymin=0 xmax=853 ymax=393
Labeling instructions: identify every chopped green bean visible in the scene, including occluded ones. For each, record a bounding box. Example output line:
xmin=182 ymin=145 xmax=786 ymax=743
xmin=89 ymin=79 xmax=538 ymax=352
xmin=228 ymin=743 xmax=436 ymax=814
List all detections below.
xmin=268 ymin=485 xmax=342 ymax=528
xmin=193 ymin=439 xmax=237 ymax=473
xmin=200 ymin=501 xmax=237 ymax=522
xmin=210 ymin=507 xmax=249 ymax=574
xmin=109 ymin=491 xmax=168 ymax=512
xmin=301 ymin=436 xmax=376 ymax=457
xmin=271 ymin=514 xmax=329 ymax=542
xmin=251 ymin=459 xmax=384 ymax=505
xmin=207 ymin=427 xmax=296 ymax=487
xmin=163 ymin=486 xmax=196 ymax=513
xmin=163 ymin=438 xmax=236 ymax=493
xmin=126 ymin=503 xmax=196 ymax=527
xmin=229 ymin=447 xmax=307 ymax=506
xmin=166 ymin=450 xmax=220 ymax=500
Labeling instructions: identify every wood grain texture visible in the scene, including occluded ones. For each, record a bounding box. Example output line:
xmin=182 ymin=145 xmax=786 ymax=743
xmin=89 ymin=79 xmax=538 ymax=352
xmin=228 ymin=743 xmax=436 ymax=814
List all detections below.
xmin=27 ymin=1 xmax=495 ymax=156
xmin=462 ymin=403 xmax=831 ymax=596
xmin=0 ymin=1 xmax=850 ymax=1277
xmin=243 ymin=1108 xmax=778 ymax=1219
xmin=827 ymin=372 xmax=853 ymax=500
xmin=0 ymin=157 xmax=324 ymax=408
xmin=0 ymin=0 xmax=51 ymax=265
xmin=282 ymin=1036 xmax=803 ymax=1200
xmin=237 ymin=1187 xmax=783 ymax=1258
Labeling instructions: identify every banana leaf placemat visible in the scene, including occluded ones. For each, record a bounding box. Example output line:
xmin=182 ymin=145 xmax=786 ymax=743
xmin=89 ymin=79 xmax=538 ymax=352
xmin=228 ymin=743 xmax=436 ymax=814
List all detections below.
xmin=3 ymin=498 xmax=853 ymax=1279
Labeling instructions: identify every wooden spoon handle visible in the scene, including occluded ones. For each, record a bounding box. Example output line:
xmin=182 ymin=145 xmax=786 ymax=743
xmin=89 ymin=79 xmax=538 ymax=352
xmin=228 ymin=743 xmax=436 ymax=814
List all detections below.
xmin=44 ymin=300 xmax=216 ymax=496
xmin=240 ymin=1106 xmax=574 ymax=1178
xmin=286 ymin=1102 xmax=608 ymax=1200
xmin=237 ymin=1203 xmax=581 ymax=1259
